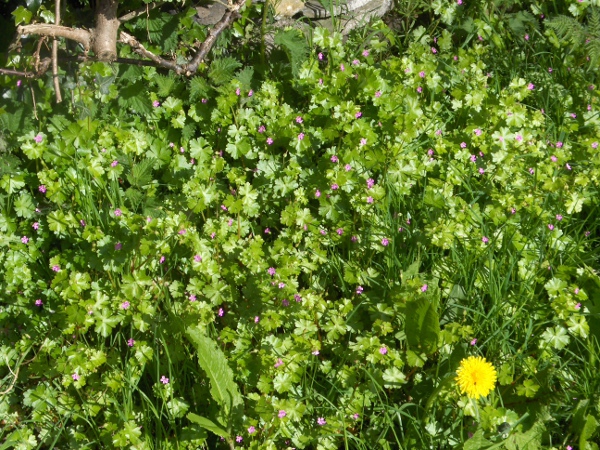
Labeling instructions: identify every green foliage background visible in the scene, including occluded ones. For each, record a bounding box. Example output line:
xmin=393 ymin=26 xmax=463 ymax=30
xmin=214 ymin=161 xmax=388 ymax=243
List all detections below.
xmin=1 ymin=0 xmax=600 ymax=449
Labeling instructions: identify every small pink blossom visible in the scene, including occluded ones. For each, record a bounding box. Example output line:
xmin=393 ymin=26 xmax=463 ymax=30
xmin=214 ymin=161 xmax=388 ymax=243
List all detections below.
xmin=39 ymin=185 xmax=47 ymax=193
xmin=367 ymin=178 xmax=375 ymax=189
xmin=336 ymin=228 xmax=344 ymax=235
xmin=482 ymin=236 xmax=489 ymax=244
xmin=72 ymin=373 xmax=80 ymax=381
xmin=478 ymin=168 xmax=485 ymax=175
xmin=258 ymin=125 xmax=266 ymax=133
xmin=194 ymin=254 xmax=202 ymax=262
xmin=152 ymin=100 xmax=160 ymax=107
xmin=21 ymin=236 xmax=29 ymax=244
xmin=52 ymin=265 xmax=60 ymax=272
xmin=160 ymin=375 xmax=169 ymax=384
xmin=235 ymin=88 xmax=241 ymax=96
xmin=527 ymin=83 xmax=535 ymax=90
xmin=592 ymin=142 xmax=598 ymax=149
xmin=312 ymin=350 xmax=320 ymax=355
xmin=218 ymin=308 xmax=224 ymax=317
xmin=352 ymin=59 xmax=360 ymax=66
xmin=278 ymin=410 xmax=287 ymax=418
xmin=121 ymin=301 xmax=130 ymax=310
xmin=317 ymin=417 xmax=327 ymax=425
xmin=360 ymin=138 xmax=367 ymax=146
xmin=379 ymin=347 xmax=387 ymax=355
xmin=189 ymin=294 xmax=197 ymax=302
xmin=298 ymin=133 xmax=305 ymax=140
xmin=34 ymin=134 xmax=43 ymax=143
xmin=114 ymin=209 xmax=122 ymax=217
xmin=296 ymin=116 xmax=303 ymax=124
xmin=278 ymin=282 xmax=286 ymax=289
xmin=268 ymin=267 xmax=276 ymax=276
xmin=351 ymin=235 xmax=358 ymax=242
xmin=470 ymin=338 xmax=477 ymax=346
xmin=345 ymin=164 xmax=352 ymax=171
xmin=115 ymin=242 xmax=122 ymax=250
xmin=556 ymin=214 xmax=563 ymax=221
xmin=248 ymin=426 xmax=256 ymax=434
xmin=315 ymin=189 xmax=321 ymax=198
xmin=566 ymin=163 xmax=572 ymax=170
xmin=381 ymin=238 xmax=389 ymax=246
xmin=529 ymin=168 xmax=535 ymax=175
xmin=236 ymin=436 xmax=243 ymax=443
xmin=248 ymin=90 xmax=253 ymax=97
xmin=318 ymin=52 xmax=323 ymax=60
xmin=421 ymin=284 xmax=428 ymax=292
xmin=355 ymin=111 xmax=362 ymax=119
xmin=551 ymin=155 xmax=557 ymax=162
xmin=266 ymin=137 xmax=273 ymax=145
xmin=33 ymin=222 xmax=39 ymax=230
xmin=274 ymin=358 xmax=283 ymax=368
xmin=356 ymin=286 xmax=364 ymax=294
xmin=340 ymin=64 xmax=345 ymax=71
xmin=159 ymin=256 xmax=165 ymax=264
xmin=375 ymin=91 xmax=382 ymax=98
xmin=419 ymin=71 xmax=426 ymax=78
xmin=331 ymin=155 xmax=339 ymax=163
xmin=556 ymin=141 xmax=563 ymax=148
xmin=127 ymin=338 xmax=135 ymax=347
xmin=431 ymin=47 xmax=437 ymax=54
xmin=35 ymin=299 xmax=43 ymax=306
xmin=111 ymin=160 xmax=118 ymax=167
xmin=417 ymin=86 xmax=423 ymax=93
xmin=548 ymin=224 xmax=554 ymax=231
xmin=17 ymin=79 xmax=22 ymax=87
xmin=362 ymin=50 xmax=369 ymax=57
xmin=331 ymin=183 xmax=339 ymax=190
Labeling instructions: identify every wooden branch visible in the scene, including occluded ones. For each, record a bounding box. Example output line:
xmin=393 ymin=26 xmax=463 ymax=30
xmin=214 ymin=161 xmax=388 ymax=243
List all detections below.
xmin=93 ymin=0 xmax=120 ymax=61
xmin=53 ymin=0 xmax=63 ymax=103
xmin=119 ymin=2 xmax=160 ymax=22
xmin=119 ymin=31 xmax=185 ymax=74
xmin=17 ymin=24 xmax=91 ymax=50
xmin=185 ymin=0 xmax=246 ymax=76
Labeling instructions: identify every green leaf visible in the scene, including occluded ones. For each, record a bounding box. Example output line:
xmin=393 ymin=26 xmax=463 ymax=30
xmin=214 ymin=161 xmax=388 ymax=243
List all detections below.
xmin=405 ymin=297 xmax=440 ymax=354
xmin=14 ymin=192 xmax=35 ymax=218
xmin=185 ymin=326 xmax=243 ymax=414
xmin=12 ymin=6 xmax=32 ymax=24
xmin=274 ymin=29 xmax=309 ymax=76
xmin=187 ymin=413 xmax=230 ymax=438
xmin=208 ymin=57 xmax=242 ymax=86
xmin=581 ymin=414 xmax=599 ymax=449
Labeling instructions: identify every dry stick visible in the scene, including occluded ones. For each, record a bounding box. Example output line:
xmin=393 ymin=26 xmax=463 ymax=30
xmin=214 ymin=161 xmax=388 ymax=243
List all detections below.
xmin=30 ymin=85 xmax=38 ymax=120
xmin=118 ymin=1 xmax=160 ymax=22
xmin=119 ymin=31 xmax=185 ymax=74
xmin=53 ymin=0 xmax=62 ymax=103
xmin=33 ymin=36 xmax=46 ymax=73
xmin=17 ymin=24 xmax=91 ymax=51
xmin=185 ymin=0 xmax=246 ymax=76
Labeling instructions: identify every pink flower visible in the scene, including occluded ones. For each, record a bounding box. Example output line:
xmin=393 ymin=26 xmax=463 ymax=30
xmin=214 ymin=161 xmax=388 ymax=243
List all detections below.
xmin=419 ymin=71 xmax=426 ymax=78
xmin=294 ymin=294 xmax=302 ymax=302
xmin=194 ymin=254 xmax=202 ymax=262
xmin=417 ymin=86 xmax=423 ymax=93
xmin=33 ymin=222 xmax=39 ymax=230
xmin=315 ymin=189 xmax=321 ymax=198
xmin=317 ymin=417 xmax=327 ymax=425
xmin=278 ymin=282 xmax=285 ymax=289
xmin=460 ymin=142 xmax=467 ymax=148
xmin=360 ymin=138 xmax=367 ymax=146
xmin=21 ymin=236 xmax=29 ymax=244
xmin=160 ymin=375 xmax=169 ymax=384
xmin=367 ymin=196 xmax=374 ymax=204
xmin=351 ymin=236 xmax=358 ymax=242
xmin=470 ymin=155 xmax=477 ymax=162
xmin=274 ymin=358 xmax=283 ymax=368
xmin=39 ymin=185 xmax=47 ymax=193
xmin=478 ymin=168 xmax=485 ymax=175
xmin=278 ymin=410 xmax=287 ymax=418
xmin=179 ymin=229 xmax=187 ymax=235
xmin=556 ymin=141 xmax=563 ymax=148
xmin=218 ymin=308 xmax=224 ymax=316
xmin=52 ymin=265 xmax=60 ymax=272
xmin=548 ymin=67 xmax=553 ymax=73
xmin=356 ymin=286 xmax=363 ymax=294
xmin=72 ymin=373 xmax=80 ymax=381
xmin=312 ymin=350 xmax=319 ymax=355
xmin=111 ymin=160 xmax=118 ymax=167
xmin=318 ymin=52 xmax=323 ymax=60
xmin=474 ymin=129 xmax=482 ymax=136
xmin=524 ymin=34 xmax=529 ymax=41
xmin=331 ymin=155 xmax=339 ymax=163
xmin=159 ymin=256 xmax=165 ymax=264
xmin=296 ymin=116 xmax=303 ymax=124
xmin=352 ymin=59 xmax=360 ymax=66
xmin=375 ymin=91 xmax=382 ymax=98
xmin=35 ymin=299 xmax=43 ymax=306
xmin=189 ymin=294 xmax=197 ymax=302
xmin=470 ymin=338 xmax=477 ymax=346
xmin=551 ymin=155 xmax=557 ymax=162
xmin=379 ymin=347 xmax=387 ymax=355
xmin=121 ymin=301 xmax=130 ymax=310
xmin=592 ymin=142 xmax=598 ymax=149
xmin=331 ymin=184 xmax=339 ymax=190
xmin=548 ymin=224 xmax=554 ymax=231
xmin=431 ymin=47 xmax=437 ymax=54
xmin=34 ymin=134 xmax=43 ymax=143
xmin=248 ymin=426 xmax=256 ymax=434
xmin=268 ymin=267 xmax=276 ymax=276
xmin=258 ymin=125 xmax=266 ymax=133
xmin=566 ymin=163 xmax=572 ymax=170
xmin=482 ymin=236 xmax=489 ymax=244
xmin=381 ymin=238 xmax=389 ymax=246
xmin=345 ymin=164 xmax=352 ymax=171
xmin=421 ymin=284 xmax=428 ymax=292
xmin=367 ymin=178 xmax=375 ymax=189
xmin=127 ymin=338 xmax=135 ymax=347
xmin=114 ymin=209 xmax=122 ymax=217
xmin=254 ymin=316 xmax=260 ymax=323
xmin=115 ymin=242 xmax=122 ymax=250
xmin=153 ymin=100 xmax=160 ymax=107
xmin=556 ymin=214 xmax=563 ymax=221
xmin=340 ymin=64 xmax=345 ymax=71
xmin=236 ymin=436 xmax=243 ymax=443
xmin=527 ymin=83 xmax=535 ymax=90
xmin=353 ymin=413 xmax=360 ymax=420
xmin=235 ymin=88 xmax=241 ymax=96
xmin=298 ymin=133 xmax=305 ymax=140
xmin=355 ymin=111 xmax=362 ymax=119
xmin=336 ymin=228 xmax=343 ymax=235
xmin=529 ymin=168 xmax=535 ymax=175
xmin=17 ymin=79 xmax=22 ymax=87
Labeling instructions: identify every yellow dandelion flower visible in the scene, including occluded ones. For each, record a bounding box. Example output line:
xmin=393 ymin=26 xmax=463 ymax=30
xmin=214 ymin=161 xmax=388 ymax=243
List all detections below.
xmin=456 ymin=356 xmax=497 ymax=399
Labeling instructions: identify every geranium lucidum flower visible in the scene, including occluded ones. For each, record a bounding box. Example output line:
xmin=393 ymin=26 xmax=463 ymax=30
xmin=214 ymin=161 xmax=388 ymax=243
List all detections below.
xmin=456 ymin=356 xmax=497 ymax=399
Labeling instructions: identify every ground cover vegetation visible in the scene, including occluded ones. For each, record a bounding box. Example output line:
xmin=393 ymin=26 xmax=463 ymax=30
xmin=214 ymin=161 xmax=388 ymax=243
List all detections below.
xmin=1 ymin=0 xmax=600 ymax=448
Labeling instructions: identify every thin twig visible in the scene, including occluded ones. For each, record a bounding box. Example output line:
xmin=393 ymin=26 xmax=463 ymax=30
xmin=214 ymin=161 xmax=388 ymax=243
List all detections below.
xmin=119 ymin=31 xmax=184 ymax=74
xmin=53 ymin=0 xmax=62 ymax=103
xmin=33 ymin=36 xmax=46 ymax=73
xmin=30 ymin=85 xmax=38 ymax=120
xmin=118 ymin=1 xmax=160 ymax=22
xmin=185 ymin=0 xmax=246 ymax=76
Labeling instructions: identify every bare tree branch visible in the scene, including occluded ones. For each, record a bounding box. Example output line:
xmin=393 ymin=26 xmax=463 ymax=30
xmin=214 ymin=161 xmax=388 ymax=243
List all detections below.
xmin=185 ymin=0 xmax=246 ymax=76
xmin=93 ymin=0 xmax=120 ymax=61
xmin=119 ymin=31 xmax=185 ymax=74
xmin=17 ymin=24 xmax=91 ymax=50
xmin=53 ymin=0 xmax=63 ymax=103
xmin=119 ymin=1 xmax=160 ymax=22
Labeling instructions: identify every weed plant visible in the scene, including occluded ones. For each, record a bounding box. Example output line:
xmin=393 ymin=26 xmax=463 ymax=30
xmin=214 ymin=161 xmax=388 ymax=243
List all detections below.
xmin=1 ymin=0 xmax=600 ymax=449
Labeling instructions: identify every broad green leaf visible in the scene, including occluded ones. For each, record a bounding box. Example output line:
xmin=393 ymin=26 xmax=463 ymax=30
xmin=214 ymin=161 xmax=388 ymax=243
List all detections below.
xmin=185 ymin=326 xmax=243 ymax=414
xmin=187 ymin=413 xmax=230 ymax=438
xmin=405 ymin=297 xmax=440 ymax=354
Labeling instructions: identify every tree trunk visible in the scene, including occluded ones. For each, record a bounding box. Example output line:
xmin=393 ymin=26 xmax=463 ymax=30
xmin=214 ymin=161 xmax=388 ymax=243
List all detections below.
xmin=93 ymin=0 xmax=120 ymax=62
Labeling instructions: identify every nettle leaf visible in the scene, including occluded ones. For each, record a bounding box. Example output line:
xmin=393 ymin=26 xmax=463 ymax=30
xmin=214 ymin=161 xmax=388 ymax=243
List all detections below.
xmin=208 ymin=57 xmax=242 ymax=86
xmin=154 ymin=74 xmax=178 ymax=97
xmin=118 ymin=82 xmax=153 ymax=115
xmin=127 ymin=158 xmax=156 ymax=187
xmin=405 ymin=297 xmax=440 ymax=355
xmin=185 ymin=326 xmax=243 ymax=415
xmin=189 ymin=77 xmax=211 ymax=102
xmin=273 ymin=29 xmax=309 ymax=76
